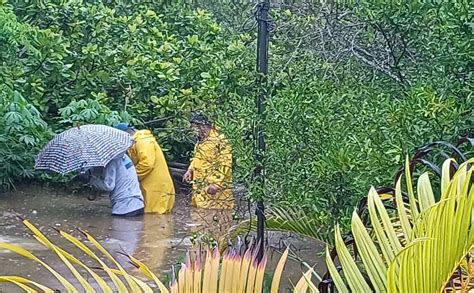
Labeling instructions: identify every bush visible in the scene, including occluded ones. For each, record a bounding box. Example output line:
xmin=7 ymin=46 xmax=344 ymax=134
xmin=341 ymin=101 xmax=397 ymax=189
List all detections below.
xmin=57 ymin=98 xmax=134 ymax=129
xmin=10 ymin=1 xmax=255 ymax=161
xmin=0 ymin=5 xmax=57 ymax=190
xmin=1 ymin=1 xmax=472 ymax=235
xmin=207 ymin=1 xmax=473 ymax=229
xmin=0 ymin=88 xmax=50 ymax=190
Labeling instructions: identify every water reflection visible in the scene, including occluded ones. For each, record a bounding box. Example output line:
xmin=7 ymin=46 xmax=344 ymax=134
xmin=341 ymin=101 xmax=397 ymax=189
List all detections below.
xmin=109 ymin=216 xmax=144 ymax=265
xmin=0 ymin=185 xmax=324 ymax=292
xmin=133 ymin=213 xmax=175 ymax=273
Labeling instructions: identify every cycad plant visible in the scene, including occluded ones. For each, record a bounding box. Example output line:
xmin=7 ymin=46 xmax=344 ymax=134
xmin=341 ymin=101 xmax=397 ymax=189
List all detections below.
xmin=311 ymin=157 xmax=474 ymax=292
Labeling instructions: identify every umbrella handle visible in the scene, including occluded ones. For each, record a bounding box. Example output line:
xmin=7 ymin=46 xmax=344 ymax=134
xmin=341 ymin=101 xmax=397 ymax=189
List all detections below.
xmin=78 ymin=161 xmax=89 ymax=174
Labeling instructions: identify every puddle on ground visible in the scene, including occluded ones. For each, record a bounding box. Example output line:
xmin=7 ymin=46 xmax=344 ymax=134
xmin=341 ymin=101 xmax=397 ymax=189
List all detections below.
xmin=0 ymin=184 xmax=325 ymax=292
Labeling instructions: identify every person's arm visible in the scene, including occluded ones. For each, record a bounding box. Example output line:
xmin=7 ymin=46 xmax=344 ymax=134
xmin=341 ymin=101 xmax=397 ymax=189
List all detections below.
xmin=71 ymin=169 xmax=91 ymax=184
xmin=134 ymin=140 xmax=156 ymax=181
xmin=89 ymin=163 xmax=116 ymax=192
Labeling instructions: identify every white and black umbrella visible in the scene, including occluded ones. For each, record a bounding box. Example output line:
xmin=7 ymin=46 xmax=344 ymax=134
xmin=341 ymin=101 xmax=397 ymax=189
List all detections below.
xmin=35 ymin=124 xmax=134 ymax=174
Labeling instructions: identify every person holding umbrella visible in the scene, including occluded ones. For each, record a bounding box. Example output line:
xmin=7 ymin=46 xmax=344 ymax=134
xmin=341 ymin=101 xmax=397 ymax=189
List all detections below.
xmin=81 ymin=154 xmax=145 ymax=217
xmin=35 ymin=124 xmax=144 ymax=217
xmin=115 ymin=123 xmax=175 ymax=214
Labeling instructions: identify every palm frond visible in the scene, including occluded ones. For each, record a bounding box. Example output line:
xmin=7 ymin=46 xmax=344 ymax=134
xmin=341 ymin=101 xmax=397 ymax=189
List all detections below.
xmin=321 ymin=158 xmax=474 ymax=292
xmin=0 ymin=220 xmax=167 ymax=292
xmin=228 ymin=206 xmax=333 ymax=244
xmin=0 ymin=276 xmax=53 ymax=292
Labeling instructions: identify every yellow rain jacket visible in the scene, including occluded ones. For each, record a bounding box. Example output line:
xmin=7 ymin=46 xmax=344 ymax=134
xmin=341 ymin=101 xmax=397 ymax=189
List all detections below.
xmin=189 ymin=128 xmax=234 ymax=209
xmin=128 ymin=130 xmax=175 ymax=214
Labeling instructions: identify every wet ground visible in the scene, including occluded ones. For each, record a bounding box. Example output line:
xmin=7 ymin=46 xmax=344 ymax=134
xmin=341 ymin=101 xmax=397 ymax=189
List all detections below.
xmin=0 ymin=184 xmax=325 ymax=292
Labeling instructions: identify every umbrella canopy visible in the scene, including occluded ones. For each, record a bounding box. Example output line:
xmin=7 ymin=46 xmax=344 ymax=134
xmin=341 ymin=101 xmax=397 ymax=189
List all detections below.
xmin=35 ymin=124 xmax=134 ymax=174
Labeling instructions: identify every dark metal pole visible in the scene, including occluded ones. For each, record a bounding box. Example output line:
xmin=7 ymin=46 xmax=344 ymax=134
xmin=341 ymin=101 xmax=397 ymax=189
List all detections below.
xmin=255 ymin=0 xmax=270 ymax=262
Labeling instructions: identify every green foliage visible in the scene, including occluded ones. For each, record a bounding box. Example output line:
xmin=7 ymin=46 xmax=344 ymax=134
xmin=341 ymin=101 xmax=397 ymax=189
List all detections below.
xmin=264 ymin=81 xmax=470 ymax=218
xmin=205 ymin=1 xmax=473 ymax=229
xmin=57 ymin=98 xmax=134 ymax=128
xmin=1 ymin=1 xmax=472 ymax=236
xmin=0 ymin=5 xmax=54 ymax=190
xmin=1 ymin=1 xmax=253 ymax=186
xmin=7 ymin=1 xmax=254 ymax=161
xmin=0 ymin=87 xmax=50 ymax=190
xmin=351 ymin=1 xmax=473 ymax=92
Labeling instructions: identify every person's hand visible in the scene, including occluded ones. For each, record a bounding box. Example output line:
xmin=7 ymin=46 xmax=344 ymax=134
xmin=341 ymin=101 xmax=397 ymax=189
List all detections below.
xmin=183 ymin=169 xmax=193 ymax=183
xmin=207 ymin=184 xmax=220 ymax=195
xmin=72 ymin=170 xmax=91 ymax=184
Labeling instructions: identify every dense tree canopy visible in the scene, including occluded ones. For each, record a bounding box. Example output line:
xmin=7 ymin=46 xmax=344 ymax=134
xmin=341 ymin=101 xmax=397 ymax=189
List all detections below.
xmin=1 ymin=1 xmax=472 ymax=230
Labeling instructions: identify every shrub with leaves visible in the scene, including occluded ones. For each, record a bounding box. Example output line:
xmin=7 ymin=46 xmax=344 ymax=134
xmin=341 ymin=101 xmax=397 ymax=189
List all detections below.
xmin=10 ymin=1 xmax=255 ymax=161
xmin=206 ymin=1 xmax=473 ymax=230
xmin=0 ymin=4 xmax=66 ymax=189
xmin=0 ymin=88 xmax=50 ymax=190
xmin=57 ymin=98 xmax=135 ymax=129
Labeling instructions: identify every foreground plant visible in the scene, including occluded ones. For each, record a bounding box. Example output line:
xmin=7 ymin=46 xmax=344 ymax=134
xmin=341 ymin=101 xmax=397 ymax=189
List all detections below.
xmin=0 ymin=218 xmax=303 ymax=292
xmin=167 ymin=240 xmax=319 ymax=293
xmin=0 ymin=157 xmax=472 ymax=292
xmin=231 ymin=157 xmax=474 ymax=292
xmin=0 ymin=218 xmax=168 ymax=292
xmin=311 ymin=157 xmax=474 ymax=292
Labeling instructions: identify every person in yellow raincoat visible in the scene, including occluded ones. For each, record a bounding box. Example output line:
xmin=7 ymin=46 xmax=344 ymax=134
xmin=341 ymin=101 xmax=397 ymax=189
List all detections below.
xmin=183 ymin=112 xmax=234 ymax=209
xmin=115 ymin=123 xmax=175 ymax=214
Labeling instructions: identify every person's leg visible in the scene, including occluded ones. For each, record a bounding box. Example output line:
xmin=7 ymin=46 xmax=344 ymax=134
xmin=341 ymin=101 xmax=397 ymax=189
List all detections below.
xmin=112 ymin=208 xmax=144 ymax=217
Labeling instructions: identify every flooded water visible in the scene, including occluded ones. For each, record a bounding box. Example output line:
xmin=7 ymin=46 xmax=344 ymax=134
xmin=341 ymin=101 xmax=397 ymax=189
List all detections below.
xmin=0 ymin=184 xmax=325 ymax=292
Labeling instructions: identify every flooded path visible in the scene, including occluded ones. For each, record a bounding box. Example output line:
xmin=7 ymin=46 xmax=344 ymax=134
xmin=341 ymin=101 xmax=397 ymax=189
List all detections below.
xmin=0 ymin=184 xmax=325 ymax=292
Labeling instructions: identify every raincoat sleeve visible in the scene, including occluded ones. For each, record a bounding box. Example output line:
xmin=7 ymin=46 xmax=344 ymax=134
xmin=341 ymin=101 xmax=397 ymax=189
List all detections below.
xmin=89 ymin=162 xmax=116 ymax=192
xmin=207 ymin=139 xmax=232 ymax=186
xmin=134 ymin=139 xmax=156 ymax=181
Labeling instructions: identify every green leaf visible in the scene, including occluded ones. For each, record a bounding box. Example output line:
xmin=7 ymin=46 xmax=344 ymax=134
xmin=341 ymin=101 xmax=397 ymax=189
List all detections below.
xmin=200 ymin=72 xmax=211 ymax=79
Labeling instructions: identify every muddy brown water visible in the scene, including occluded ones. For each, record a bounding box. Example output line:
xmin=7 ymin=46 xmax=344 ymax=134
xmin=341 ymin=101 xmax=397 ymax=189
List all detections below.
xmin=0 ymin=185 xmax=325 ymax=292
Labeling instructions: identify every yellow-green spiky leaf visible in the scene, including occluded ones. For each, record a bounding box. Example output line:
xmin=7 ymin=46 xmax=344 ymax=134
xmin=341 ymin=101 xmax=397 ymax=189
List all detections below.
xmin=351 ymin=211 xmax=386 ymax=291
xmin=395 ymin=177 xmax=413 ymax=243
xmin=0 ymin=243 xmax=76 ymax=291
xmin=325 ymin=247 xmax=349 ymax=293
xmin=79 ymin=229 xmax=139 ymax=291
xmin=270 ymin=249 xmax=289 ymax=293
xmin=417 ymin=173 xmax=435 ymax=212
xmin=125 ymin=254 xmax=169 ymax=292
xmin=294 ymin=267 xmax=314 ymax=293
xmin=405 ymin=155 xmax=419 ymax=220
xmin=0 ymin=276 xmax=54 ymax=293
xmin=334 ymin=226 xmax=372 ymax=292
xmin=59 ymin=230 xmax=126 ymax=292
